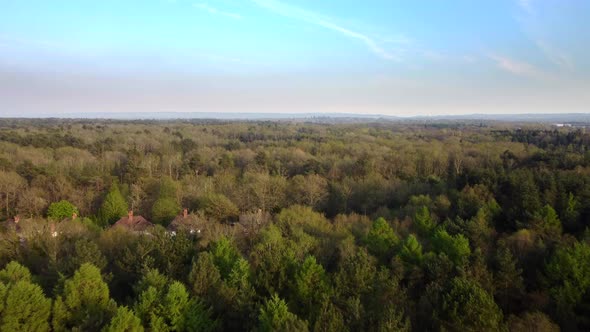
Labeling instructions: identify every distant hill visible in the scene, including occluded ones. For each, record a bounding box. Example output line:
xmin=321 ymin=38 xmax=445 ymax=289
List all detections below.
xmin=1 ymin=111 xmax=589 ymax=124
xmin=405 ymin=113 xmax=590 ymax=123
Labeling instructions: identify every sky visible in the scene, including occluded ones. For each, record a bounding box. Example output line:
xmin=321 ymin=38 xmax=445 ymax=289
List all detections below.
xmin=0 ymin=0 xmax=589 ymax=116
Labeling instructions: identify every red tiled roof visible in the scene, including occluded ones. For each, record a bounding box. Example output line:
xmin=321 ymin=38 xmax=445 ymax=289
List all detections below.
xmin=114 ymin=215 xmax=154 ymax=232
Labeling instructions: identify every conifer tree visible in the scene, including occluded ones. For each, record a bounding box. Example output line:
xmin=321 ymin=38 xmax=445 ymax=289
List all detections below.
xmin=258 ymin=294 xmax=308 ymax=332
xmin=189 ymin=252 xmax=222 ymax=297
xmin=181 ymin=299 xmax=217 ymax=332
xmin=434 ymin=277 xmax=503 ymax=331
xmin=211 ymin=237 xmax=241 ymax=279
xmin=292 ymin=255 xmax=330 ymax=322
xmin=494 ymin=245 xmax=524 ymax=312
xmin=151 ymin=177 xmax=180 ymax=225
xmin=103 ymin=306 xmax=144 ymax=332
xmin=365 ymin=217 xmax=399 ymax=261
xmin=0 ymin=261 xmax=32 ymax=284
xmin=52 ymin=263 xmax=116 ymax=331
xmin=134 ymin=276 xmax=215 ymax=332
xmin=313 ymin=300 xmax=347 ymax=332
xmin=0 ymin=282 xmax=6 ymax=314
xmin=432 ymin=229 xmax=471 ymax=265
xmin=99 ymin=181 xmax=128 ymax=226
xmin=415 ymin=206 xmax=435 ymax=236
xmin=1 ymin=281 xmax=52 ymax=332
xmin=545 ymin=241 xmax=590 ymax=327
xmin=163 ymin=281 xmax=190 ymax=330
xmin=400 ymin=234 xmax=423 ymax=264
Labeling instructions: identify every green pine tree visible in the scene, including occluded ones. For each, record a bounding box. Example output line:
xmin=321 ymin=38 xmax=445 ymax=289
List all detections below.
xmin=163 ymin=281 xmax=190 ymax=330
xmin=0 ymin=282 xmax=6 ymax=314
xmin=103 ymin=306 xmax=144 ymax=332
xmin=1 ymin=280 xmax=52 ymax=332
xmin=292 ymin=256 xmax=330 ymax=323
xmin=150 ymin=177 xmax=181 ymax=226
xmin=313 ymin=300 xmax=347 ymax=332
xmin=434 ymin=277 xmax=503 ymax=331
xmin=99 ymin=182 xmax=128 ymax=226
xmin=365 ymin=217 xmax=399 ymax=261
xmin=0 ymin=261 xmax=32 ymax=284
xmin=432 ymin=229 xmax=471 ymax=265
xmin=151 ymin=198 xmax=179 ymax=226
xmin=181 ymin=299 xmax=217 ymax=332
xmin=494 ymin=245 xmax=524 ymax=312
xmin=134 ymin=275 xmax=214 ymax=332
xmin=258 ymin=294 xmax=309 ymax=332
xmin=52 ymin=263 xmax=116 ymax=332
xmin=211 ymin=237 xmax=241 ymax=279
xmin=189 ymin=252 xmax=222 ymax=297
xmin=414 ymin=206 xmax=435 ymax=236
xmin=545 ymin=241 xmax=590 ymax=326
xmin=400 ymin=234 xmax=423 ymax=264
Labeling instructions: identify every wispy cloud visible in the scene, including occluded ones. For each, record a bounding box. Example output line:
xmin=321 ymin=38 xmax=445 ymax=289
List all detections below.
xmin=535 ymin=39 xmax=574 ymax=71
xmin=516 ymin=0 xmax=575 ymax=71
xmin=194 ymin=3 xmax=242 ymax=20
xmin=251 ymin=0 xmax=398 ymax=61
xmin=381 ymin=35 xmax=412 ymax=46
xmin=488 ymin=54 xmax=543 ymax=78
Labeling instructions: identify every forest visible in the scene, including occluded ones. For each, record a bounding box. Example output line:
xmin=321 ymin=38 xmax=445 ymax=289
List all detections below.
xmin=0 ymin=118 xmax=589 ymax=331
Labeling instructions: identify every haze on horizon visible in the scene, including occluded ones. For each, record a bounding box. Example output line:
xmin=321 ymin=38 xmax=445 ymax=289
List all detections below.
xmin=1 ymin=0 xmax=589 ymax=117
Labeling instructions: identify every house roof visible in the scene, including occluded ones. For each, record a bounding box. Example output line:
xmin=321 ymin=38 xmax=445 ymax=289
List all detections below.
xmin=4 ymin=218 xmax=22 ymax=233
xmin=114 ymin=215 xmax=154 ymax=232
xmin=167 ymin=213 xmax=204 ymax=233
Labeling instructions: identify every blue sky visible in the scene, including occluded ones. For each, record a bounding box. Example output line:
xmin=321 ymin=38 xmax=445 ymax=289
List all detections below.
xmin=1 ymin=0 xmax=589 ymax=115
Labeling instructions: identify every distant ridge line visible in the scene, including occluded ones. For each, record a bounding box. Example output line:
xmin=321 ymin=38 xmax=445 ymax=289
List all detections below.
xmin=1 ymin=112 xmax=589 ymax=123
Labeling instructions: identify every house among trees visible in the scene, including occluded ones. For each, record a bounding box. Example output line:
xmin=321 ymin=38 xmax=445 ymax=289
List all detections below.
xmin=238 ymin=209 xmax=271 ymax=236
xmin=167 ymin=208 xmax=204 ymax=236
xmin=113 ymin=211 xmax=154 ymax=233
xmin=4 ymin=215 xmax=42 ymax=236
xmin=4 ymin=215 xmax=45 ymax=243
xmin=55 ymin=212 xmax=78 ymax=232
xmin=64 ymin=212 xmax=78 ymax=222
xmin=4 ymin=215 xmax=22 ymax=233
xmin=49 ymin=222 xmax=58 ymax=238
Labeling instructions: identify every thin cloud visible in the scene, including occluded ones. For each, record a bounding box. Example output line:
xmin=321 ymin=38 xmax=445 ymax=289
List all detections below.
xmin=251 ymin=0 xmax=398 ymax=61
xmin=535 ymin=39 xmax=574 ymax=71
xmin=194 ymin=3 xmax=242 ymax=20
xmin=488 ymin=54 xmax=543 ymax=78
xmin=381 ymin=35 xmax=412 ymax=45
xmin=516 ymin=0 xmax=575 ymax=71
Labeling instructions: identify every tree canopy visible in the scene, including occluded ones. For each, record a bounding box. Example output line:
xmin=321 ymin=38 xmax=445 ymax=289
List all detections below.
xmin=0 ymin=119 xmax=587 ymax=331
xmin=98 ymin=182 xmax=128 ymax=226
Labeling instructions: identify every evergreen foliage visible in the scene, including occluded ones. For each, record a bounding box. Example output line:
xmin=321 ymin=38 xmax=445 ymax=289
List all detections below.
xmin=47 ymin=200 xmax=78 ymax=221
xmin=434 ymin=277 xmax=503 ymax=331
xmin=99 ymin=182 xmax=128 ymax=226
xmin=365 ymin=217 xmax=399 ymax=260
xmin=104 ymin=306 xmax=144 ymax=332
xmin=52 ymin=263 xmax=116 ymax=331
xmin=1 ymin=120 xmax=590 ymax=331
xmin=1 ymin=281 xmax=51 ymax=332
xmin=257 ymin=294 xmax=308 ymax=332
